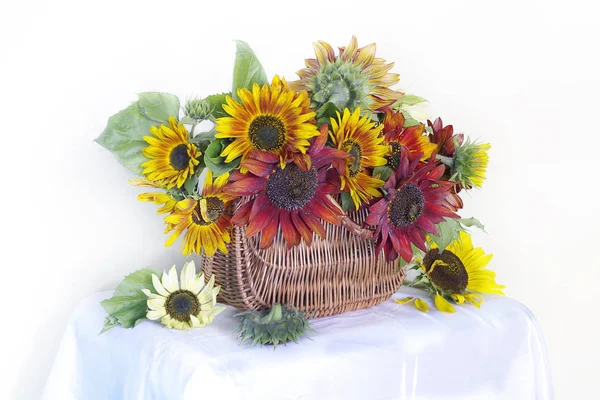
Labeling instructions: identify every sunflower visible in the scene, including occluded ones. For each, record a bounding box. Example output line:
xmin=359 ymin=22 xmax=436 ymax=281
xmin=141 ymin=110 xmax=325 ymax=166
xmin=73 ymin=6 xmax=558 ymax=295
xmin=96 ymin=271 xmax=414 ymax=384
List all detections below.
xmin=366 ymin=148 xmax=459 ymax=262
xmin=419 ymin=231 xmax=505 ymax=312
xmin=141 ymin=117 xmax=201 ymax=189
xmin=225 ymin=126 xmax=349 ymax=249
xmin=329 ymin=107 xmax=388 ymax=210
xmin=143 ymin=261 xmax=225 ymax=330
xmin=129 ymin=178 xmax=180 ymax=214
xmin=289 ymin=36 xmax=403 ymax=113
xmin=164 ymin=170 xmax=235 ymax=256
xmin=451 ymin=139 xmax=491 ymax=189
xmin=382 ymin=109 xmax=437 ymax=168
xmin=215 ymin=76 xmax=319 ymax=171
xmin=427 ymin=117 xmax=464 ymax=158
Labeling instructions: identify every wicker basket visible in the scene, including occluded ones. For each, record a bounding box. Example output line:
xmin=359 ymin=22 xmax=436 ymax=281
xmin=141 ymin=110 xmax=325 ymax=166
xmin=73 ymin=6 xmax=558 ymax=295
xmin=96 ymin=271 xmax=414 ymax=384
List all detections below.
xmin=200 ymin=204 xmax=406 ymax=318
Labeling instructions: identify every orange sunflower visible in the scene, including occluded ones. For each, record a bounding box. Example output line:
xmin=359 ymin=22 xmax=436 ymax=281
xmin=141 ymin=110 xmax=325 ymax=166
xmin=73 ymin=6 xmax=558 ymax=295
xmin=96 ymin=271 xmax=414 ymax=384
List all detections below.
xmin=382 ymin=109 xmax=436 ymax=169
xmin=329 ymin=107 xmax=388 ymax=210
xmin=164 ymin=170 xmax=235 ymax=256
xmin=289 ymin=36 xmax=403 ymax=113
xmin=141 ymin=117 xmax=201 ymax=189
xmin=215 ymin=76 xmax=319 ymax=171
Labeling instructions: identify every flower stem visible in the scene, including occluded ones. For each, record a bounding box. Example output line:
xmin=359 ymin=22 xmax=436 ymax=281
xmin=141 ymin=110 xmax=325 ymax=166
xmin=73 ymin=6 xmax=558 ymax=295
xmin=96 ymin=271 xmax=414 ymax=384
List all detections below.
xmin=325 ymin=194 xmax=375 ymax=240
xmin=436 ymin=154 xmax=454 ymax=168
xmin=267 ymin=304 xmax=283 ymax=322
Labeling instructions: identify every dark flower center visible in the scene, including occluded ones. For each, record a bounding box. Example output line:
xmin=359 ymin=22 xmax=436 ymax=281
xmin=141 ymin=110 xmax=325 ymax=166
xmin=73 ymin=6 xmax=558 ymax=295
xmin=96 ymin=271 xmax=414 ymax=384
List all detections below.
xmin=387 ymin=183 xmax=425 ymax=227
xmin=192 ymin=197 xmax=225 ymax=226
xmin=343 ymin=140 xmax=363 ymax=177
xmin=169 ymin=144 xmax=191 ymax=170
xmin=249 ymin=115 xmax=286 ymax=151
xmin=266 ymin=164 xmax=318 ymax=210
xmin=423 ymin=248 xmax=469 ymax=292
xmin=386 ymin=142 xmax=402 ymax=170
xmin=165 ymin=289 xmax=200 ymax=322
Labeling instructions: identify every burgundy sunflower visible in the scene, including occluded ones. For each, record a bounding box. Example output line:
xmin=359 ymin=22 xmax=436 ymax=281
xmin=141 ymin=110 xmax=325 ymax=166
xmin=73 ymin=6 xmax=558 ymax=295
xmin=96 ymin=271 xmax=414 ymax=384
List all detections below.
xmin=427 ymin=117 xmax=466 ymax=210
xmin=366 ymin=149 xmax=459 ymax=262
xmin=225 ymin=126 xmax=348 ymax=249
xmin=382 ymin=109 xmax=437 ymax=169
xmin=427 ymin=117 xmax=464 ymax=157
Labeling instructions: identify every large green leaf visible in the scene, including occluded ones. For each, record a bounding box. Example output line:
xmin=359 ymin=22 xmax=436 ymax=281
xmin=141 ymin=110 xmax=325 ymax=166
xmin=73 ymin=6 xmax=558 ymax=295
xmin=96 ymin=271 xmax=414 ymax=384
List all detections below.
xmin=138 ymin=92 xmax=180 ymax=123
xmin=206 ymin=92 xmax=232 ymax=120
xmin=100 ymin=268 xmax=159 ymax=333
xmin=232 ymin=41 xmax=268 ymax=102
xmin=95 ymin=102 xmax=157 ymax=175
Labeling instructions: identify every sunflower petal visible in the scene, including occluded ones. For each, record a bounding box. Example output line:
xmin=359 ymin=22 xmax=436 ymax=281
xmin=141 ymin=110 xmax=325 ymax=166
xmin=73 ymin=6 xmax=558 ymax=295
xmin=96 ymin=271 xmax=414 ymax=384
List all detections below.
xmin=434 ymin=293 xmax=456 ymax=313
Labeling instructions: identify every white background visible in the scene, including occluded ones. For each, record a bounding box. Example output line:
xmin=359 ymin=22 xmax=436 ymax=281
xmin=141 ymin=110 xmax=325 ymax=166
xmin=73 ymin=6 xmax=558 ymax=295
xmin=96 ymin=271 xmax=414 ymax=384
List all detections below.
xmin=1 ymin=0 xmax=598 ymax=398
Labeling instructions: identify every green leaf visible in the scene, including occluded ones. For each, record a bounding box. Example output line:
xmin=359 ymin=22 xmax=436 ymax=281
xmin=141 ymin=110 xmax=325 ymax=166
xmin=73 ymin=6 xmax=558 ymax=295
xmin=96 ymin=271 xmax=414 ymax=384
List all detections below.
xmin=458 ymin=217 xmax=485 ymax=231
xmin=206 ymin=93 xmax=232 ymax=120
xmin=204 ymin=153 xmax=240 ymax=176
xmin=340 ymin=192 xmax=355 ymax=212
xmin=95 ymin=102 xmax=157 ymax=175
xmin=180 ymin=116 xmax=197 ymax=125
xmin=99 ymin=268 xmax=159 ymax=333
xmin=373 ymin=166 xmax=393 ymax=182
xmin=316 ymin=102 xmax=341 ymax=126
xmin=428 ymin=217 xmax=486 ymax=252
xmin=232 ymin=41 xmax=268 ymax=102
xmin=183 ymin=165 xmax=204 ymax=195
xmin=191 ymin=130 xmax=217 ymax=142
xmin=204 ymin=139 xmax=225 ymax=164
xmin=138 ymin=92 xmax=180 ymax=123
xmin=429 ymin=217 xmax=461 ymax=252
xmin=113 ymin=268 xmax=158 ymax=297
xmin=400 ymin=109 xmax=421 ymax=128
xmin=396 ymin=94 xmax=428 ymax=106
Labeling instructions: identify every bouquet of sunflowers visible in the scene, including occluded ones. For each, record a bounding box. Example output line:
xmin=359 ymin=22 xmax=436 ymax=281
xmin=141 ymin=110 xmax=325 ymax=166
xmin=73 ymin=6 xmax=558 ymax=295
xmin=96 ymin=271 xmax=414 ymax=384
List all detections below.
xmin=97 ymin=37 xmax=503 ymax=342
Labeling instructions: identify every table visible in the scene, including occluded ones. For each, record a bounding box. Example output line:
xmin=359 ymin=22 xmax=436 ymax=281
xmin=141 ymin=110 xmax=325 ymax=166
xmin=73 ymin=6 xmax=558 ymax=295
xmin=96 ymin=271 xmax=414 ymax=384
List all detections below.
xmin=43 ymin=287 xmax=553 ymax=400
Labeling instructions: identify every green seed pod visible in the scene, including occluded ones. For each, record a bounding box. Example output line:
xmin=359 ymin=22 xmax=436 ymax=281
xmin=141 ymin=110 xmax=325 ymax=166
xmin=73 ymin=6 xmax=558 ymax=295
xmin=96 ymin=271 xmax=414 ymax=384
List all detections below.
xmin=235 ymin=304 xmax=314 ymax=348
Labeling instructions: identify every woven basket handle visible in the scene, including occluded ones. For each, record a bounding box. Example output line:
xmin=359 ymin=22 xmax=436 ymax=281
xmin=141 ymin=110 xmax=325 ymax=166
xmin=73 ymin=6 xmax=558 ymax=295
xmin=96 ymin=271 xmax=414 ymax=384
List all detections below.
xmin=326 ymin=194 xmax=375 ymax=240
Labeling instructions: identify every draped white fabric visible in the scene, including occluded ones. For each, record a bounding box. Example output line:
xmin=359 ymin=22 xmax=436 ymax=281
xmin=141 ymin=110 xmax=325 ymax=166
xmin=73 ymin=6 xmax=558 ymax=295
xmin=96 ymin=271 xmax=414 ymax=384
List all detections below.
xmin=43 ymin=287 xmax=553 ymax=400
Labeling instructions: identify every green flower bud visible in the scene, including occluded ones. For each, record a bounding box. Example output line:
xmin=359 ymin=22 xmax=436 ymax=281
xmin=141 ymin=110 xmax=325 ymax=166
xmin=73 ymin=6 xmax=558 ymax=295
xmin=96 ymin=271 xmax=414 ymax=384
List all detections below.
xmin=184 ymin=98 xmax=212 ymax=121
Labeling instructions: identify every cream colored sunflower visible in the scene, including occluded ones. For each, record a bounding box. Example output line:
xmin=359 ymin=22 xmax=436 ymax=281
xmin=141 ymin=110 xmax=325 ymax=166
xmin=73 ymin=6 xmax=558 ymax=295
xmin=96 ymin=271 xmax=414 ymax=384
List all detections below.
xmin=142 ymin=261 xmax=225 ymax=330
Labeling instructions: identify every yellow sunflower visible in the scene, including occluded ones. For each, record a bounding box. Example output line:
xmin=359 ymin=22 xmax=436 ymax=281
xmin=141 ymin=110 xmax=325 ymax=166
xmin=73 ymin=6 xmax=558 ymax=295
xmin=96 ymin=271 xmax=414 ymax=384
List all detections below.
xmin=129 ymin=179 xmax=179 ymax=214
xmin=330 ymin=107 xmax=388 ymax=209
xmin=452 ymin=139 xmax=491 ymax=189
xmin=421 ymin=231 xmax=505 ymax=312
xmin=289 ymin=36 xmax=403 ymax=113
xmin=165 ymin=170 xmax=235 ymax=256
xmin=215 ymin=76 xmax=319 ymax=171
xmin=141 ymin=117 xmax=201 ymax=189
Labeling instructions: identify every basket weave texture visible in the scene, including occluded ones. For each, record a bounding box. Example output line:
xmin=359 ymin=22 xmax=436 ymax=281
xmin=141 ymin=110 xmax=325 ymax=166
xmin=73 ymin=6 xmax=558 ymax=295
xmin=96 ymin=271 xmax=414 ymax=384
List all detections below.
xmin=201 ymin=205 xmax=406 ymax=318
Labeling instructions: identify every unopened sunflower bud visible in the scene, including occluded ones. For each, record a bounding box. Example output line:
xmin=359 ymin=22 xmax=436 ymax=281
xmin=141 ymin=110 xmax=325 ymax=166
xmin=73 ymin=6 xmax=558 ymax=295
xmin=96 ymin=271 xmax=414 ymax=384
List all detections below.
xmin=184 ymin=98 xmax=212 ymax=121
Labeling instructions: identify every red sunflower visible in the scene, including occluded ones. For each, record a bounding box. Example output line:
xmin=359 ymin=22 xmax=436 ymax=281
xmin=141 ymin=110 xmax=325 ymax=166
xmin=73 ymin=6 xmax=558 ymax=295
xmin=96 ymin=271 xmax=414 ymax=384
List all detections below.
xmin=427 ymin=117 xmax=466 ymax=210
xmin=382 ymin=109 xmax=437 ymax=169
xmin=225 ymin=126 xmax=349 ymax=249
xmin=427 ymin=117 xmax=464 ymax=157
xmin=366 ymin=148 xmax=459 ymax=262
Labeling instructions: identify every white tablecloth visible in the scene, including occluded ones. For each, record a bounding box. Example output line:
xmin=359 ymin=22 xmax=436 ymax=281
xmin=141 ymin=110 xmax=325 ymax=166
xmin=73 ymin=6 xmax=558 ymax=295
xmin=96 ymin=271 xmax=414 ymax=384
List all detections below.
xmin=43 ymin=287 xmax=553 ymax=400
